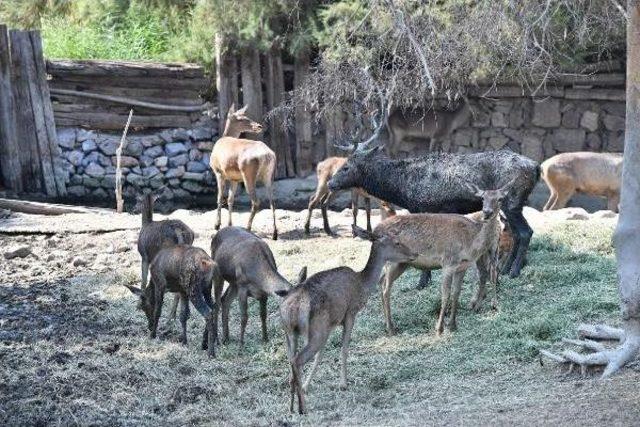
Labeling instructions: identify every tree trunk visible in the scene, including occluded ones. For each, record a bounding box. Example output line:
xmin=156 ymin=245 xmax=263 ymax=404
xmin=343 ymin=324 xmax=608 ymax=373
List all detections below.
xmin=610 ymin=0 xmax=640 ymax=374
xmin=324 ymin=106 xmax=343 ymax=160
xmin=215 ymin=33 xmax=237 ymax=132
xmin=294 ymin=48 xmax=313 ymax=176
xmin=265 ymin=46 xmax=292 ymax=178
xmin=240 ymin=47 xmax=263 ymax=124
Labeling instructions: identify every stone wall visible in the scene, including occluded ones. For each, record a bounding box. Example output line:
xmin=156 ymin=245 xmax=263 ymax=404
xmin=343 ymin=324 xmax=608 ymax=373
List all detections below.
xmin=55 ymin=120 xmax=218 ymax=203
xmin=390 ymin=95 xmax=625 ymax=162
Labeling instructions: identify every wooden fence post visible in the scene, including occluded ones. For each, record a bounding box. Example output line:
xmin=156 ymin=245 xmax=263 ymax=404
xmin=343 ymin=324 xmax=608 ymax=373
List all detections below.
xmin=294 ymin=48 xmax=313 ymax=176
xmin=0 ymin=25 xmax=23 ymax=193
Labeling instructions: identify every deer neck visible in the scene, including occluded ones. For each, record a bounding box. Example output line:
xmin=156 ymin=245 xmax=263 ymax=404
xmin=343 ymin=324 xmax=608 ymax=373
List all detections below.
xmin=472 ymin=211 xmax=500 ymax=252
xmin=222 ymin=119 xmax=243 ymax=138
xmin=358 ymin=244 xmax=388 ymax=296
xmin=141 ymin=199 xmax=153 ymax=225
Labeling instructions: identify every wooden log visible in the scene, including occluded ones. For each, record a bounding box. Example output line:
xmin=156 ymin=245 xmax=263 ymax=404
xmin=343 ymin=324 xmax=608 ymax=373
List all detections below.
xmin=555 ymin=73 xmax=625 ymax=87
xmin=49 ymin=74 xmax=209 ymax=90
xmin=265 ymin=46 xmax=291 ymax=178
xmin=215 ymin=33 xmax=236 ymax=131
xmin=565 ymin=88 xmax=626 ymax=101
xmin=46 ymin=59 xmax=204 ymax=79
xmin=49 ymin=81 xmax=203 ymax=102
xmin=30 ymin=31 xmax=66 ymax=196
xmin=53 ymin=111 xmax=195 ymax=129
xmin=0 ymin=25 xmax=23 ymax=193
xmin=0 ymin=197 xmax=110 ymax=215
xmin=50 ymin=94 xmax=204 ymax=108
xmin=468 ymin=85 xmax=565 ymax=98
xmin=9 ymin=30 xmax=42 ymax=193
xmin=49 ymin=88 xmax=209 ymax=112
xmin=51 ymin=102 xmax=199 ymax=117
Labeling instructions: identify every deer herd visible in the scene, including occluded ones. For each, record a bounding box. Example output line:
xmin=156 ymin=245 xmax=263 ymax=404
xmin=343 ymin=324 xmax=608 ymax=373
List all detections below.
xmin=124 ymin=103 xmax=623 ymax=414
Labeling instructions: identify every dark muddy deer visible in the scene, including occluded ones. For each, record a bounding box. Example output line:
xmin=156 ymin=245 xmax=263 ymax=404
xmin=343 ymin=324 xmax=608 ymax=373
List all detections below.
xmin=210 ymin=226 xmax=306 ymax=346
xmin=126 ymin=245 xmax=219 ymax=357
xmin=136 ymin=192 xmax=194 ymax=320
xmin=210 ymin=104 xmax=278 ymax=240
xmin=280 ymin=225 xmax=418 ymax=414
xmin=304 ymin=156 xmax=396 ymax=236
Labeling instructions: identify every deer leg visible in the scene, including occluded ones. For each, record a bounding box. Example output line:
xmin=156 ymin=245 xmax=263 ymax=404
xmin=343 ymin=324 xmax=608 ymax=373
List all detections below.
xmin=265 ymin=181 xmax=278 ymax=240
xmin=285 ymin=333 xmax=301 ymax=414
xmin=448 ymin=268 xmax=467 ymax=332
xmin=549 ymin=190 xmax=574 ymax=210
xmin=238 ymin=288 xmax=249 ymax=348
xmin=302 ymin=347 xmax=325 ymax=392
xmin=607 ymin=192 xmax=620 ymax=213
xmin=150 ymin=277 xmax=166 ymax=340
xmin=382 ymin=262 xmax=408 ymax=335
xmin=214 ymin=174 xmax=226 ymax=230
xmin=226 ymin=181 xmax=239 ymax=227
xmin=339 ymin=315 xmax=355 ymax=390
xmin=416 ymin=270 xmax=432 ymax=290
xmin=140 ymin=259 xmax=149 ymax=292
xmin=293 ymin=320 xmax=331 ymax=414
xmin=166 ymin=293 xmax=179 ymax=326
xmin=436 ymin=269 xmax=453 ymax=336
xmin=364 ymin=197 xmax=372 ymax=232
xmin=305 ymin=187 xmax=326 ymax=235
xmin=351 ymin=190 xmax=359 ymax=232
xmin=321 ymin=191 xmax=337 ymax=236
xmin=242 ymin=163 xmax=260 ymax=232
xmin=189 ymin=288 xmax=215 ymax=357
xmin=178 ymin=293 xmax=189 ymax=345
xmin=259 ymin=297 xmax=269 ymax=343
xmin=221 ymin=284 xmax=237 ymax=344
xmin=470 ymin=254 xmax=489 ymax=312
xmin=502 ymin=207 xmax=533 ymax=278
xmin=211 ymin=271 xmax=224 ymax=346
xmin=543 ymin=190 xmax=558 ymax=211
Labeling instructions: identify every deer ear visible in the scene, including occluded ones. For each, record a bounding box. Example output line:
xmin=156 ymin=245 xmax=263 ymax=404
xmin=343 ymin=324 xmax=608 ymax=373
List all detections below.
xmin=352 ymin=224 xmax=376 ymax=241
xmin=228 ymin=103 xmax=236 ymax=114
xmin=296 ymin=266 xmax=308 ymax=284
xmin=464 ymin=182 xmax=484 ymax=197
xmin=498 ymin=177 xmax=517 ymax=196
xmin=237 ymin=104 xmax=249 ymax=114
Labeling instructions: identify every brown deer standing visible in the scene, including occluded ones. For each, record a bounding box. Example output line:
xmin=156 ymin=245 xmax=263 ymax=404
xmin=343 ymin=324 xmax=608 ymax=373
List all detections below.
xmin=210 ymin=104 xmax=278 ymax=240
xmin=387 ymin=101 xmax=471 ymax=156
xmin=304 ymin=156 xmax=396 ymax=236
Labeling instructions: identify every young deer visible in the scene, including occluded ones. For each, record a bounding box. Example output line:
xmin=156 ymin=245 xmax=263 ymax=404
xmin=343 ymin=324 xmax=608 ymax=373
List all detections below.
xmin=136 ymin=192 xmax=195 ymax=319
xmin=210 ymin=104 xmax=278 ymax=240
xmin=125 ymin=245 xmax=219 ymax=357
xmin=210 ymin=226 xmax=306 ymax=346
xmin=378 ymin=182 xmax=513 ymax=336
xmin=280 ymin=225 xmax=418 ymax=414
xmin=304 ymin=156 xmax=396 ymax=236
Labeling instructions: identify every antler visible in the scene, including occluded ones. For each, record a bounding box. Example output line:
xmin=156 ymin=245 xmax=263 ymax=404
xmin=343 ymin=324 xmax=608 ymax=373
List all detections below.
xmin=356 ymin=68 xmax=389 ymax=152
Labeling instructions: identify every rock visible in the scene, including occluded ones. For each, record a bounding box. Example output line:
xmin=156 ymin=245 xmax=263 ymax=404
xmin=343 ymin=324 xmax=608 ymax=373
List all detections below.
xmin=580 ymin=111 xmax=599 ymax=132
xmin=191 ymin=127 xmax=213 ymax=141
xmin=101 ymin=175 xmax=116 ymax=189
xmin=165 ymin=142 xmax=187 ymax=157
xmin=548 ymin=129 xmax=586 ymax=152
xmin=603 ymin=114 xmax=625 ymax=132
xmin=81 ymin=140 xmax=97 ymax=152
xmin=606 ymin=131 xmax=625 ymax=152
xmin=488 ymin=136 xmax=509 ymax=150
xmin=132 ymin=166 xmax=142 ymax=175
xmin=503 ymin=128 xmax=523 ymax=143
xmin=67 ymin=150 xmax=84 ymax=167
xmin=160 ymin=130 xmax=173 ymax=144
xmin=139 ymin=155 xmax=154 ymax=168
xmin=183 ymin=172 xmax=205 ymax=181
xmin=197 ymin=141 xmax=214 ymax=151
xmin=189 ymin=149 xmax=203 ymax=161
xmin=490 ymin=112 xmax=508 ymax=127
xmin=520 ymin=134 xmax=544 ymax=162
xmin=126 ymin=173 xmax=146 ymax=187
xmin=72 ymin=256 xmax=87 ymax=267
xmin=165 ymin=166 xmax=185 ymax=179
xmin=144 ymin=146 xmax=164 ymax=158
xmin=85 ymin=163 xmax=106 ymax=178
xmin=149 ymin=177 xmax=164 ymax=189
xmin=105 ymin=166 xmax=117 ymax=174
xmin=69 ymin=174 xmax=83 ymax=185
xmin=532 ymin=98 xmax=561 ymax=128
xmin=168 ymin=179 xmax=181 ymax=187
xmin=143 ymin=135 xmax=163 ymax=147
xmin=57 ymin=128 xmax=77 ymax=149
xmin=452 ymin=129 xmax=478 ymax=147
xmin=173 ymin=128 xmax=190 ymax=142
xmin=602 ymin=102 xmax=626 ymax=117
xmin=98 ymin=153 xmax=112 ymax=168
xmin=106 ymin=243 xmax=130 ymax=254
xmin=202 ymin=153 xmax=210 ymax=166
xmin=586 ymin=133 xmax=602 ymax=151
xmin=154 ymin=156 xmax=168 ymax=168
xmin=77 ymin=129 xmax=96 ymax=143
xmin=98 ymin=138 xmax=119 ymax=156
xmin=83 ymin=176 xmax=100 ymax=188
xmin=124 ymin=140 xmax=144 ymax=157
xmin=561 ymin=108 xmax=580 ymax=128
xmin=592 ymin=210 xmax=618 ymax=219
xmin=92 ymin=188 xmax=109 ymax=199
xmin=181 ymin=181 xmax=204 ymax=193
xmin=173 ymin=188 xmax=192 ymax=199
xmin=112 ymin=156 xmax=138 ymax=168
xmin=4 ymin=246 xmax=31 ymax=260
xmin=82 ymin=151 xmax=99 ymax=167
xmin=67 ymin=185 xmax=86 ymax=197
xmin=169 ymin=154 xmax=189 ymax=167
xmin=143 ymin=166 xmax=161 ymax=178
xmin=187 ymin=161 xmax=208 ymax=173
xmin=509 ymin=105 xmax=525 ymax=128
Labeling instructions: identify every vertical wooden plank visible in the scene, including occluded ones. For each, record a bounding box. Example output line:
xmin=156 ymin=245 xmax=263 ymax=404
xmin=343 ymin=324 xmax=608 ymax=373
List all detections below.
xmin=30 ymin=30 xmax=66 ymax=196
xmin=18 ymin=30 xmax=57 ymax=196
xmin=294 ymin=48 xmax=313 ymax=176
xmin=10 ymin=30 xmax=42 ymax=193
xmin=0 ymin=25 xmax=23 ymax=192
xmin=215 ymin=33 xmax=233 ymax=133
xmin=265 ymin=46 xmax=292 ymax=178
xmin=240 ymin=47 xmax=263 ymax=141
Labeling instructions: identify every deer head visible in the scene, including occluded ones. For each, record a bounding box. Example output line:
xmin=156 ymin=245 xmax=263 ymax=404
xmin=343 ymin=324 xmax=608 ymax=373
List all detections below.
xmin=223 ymin=104 xmax=263 ymax=137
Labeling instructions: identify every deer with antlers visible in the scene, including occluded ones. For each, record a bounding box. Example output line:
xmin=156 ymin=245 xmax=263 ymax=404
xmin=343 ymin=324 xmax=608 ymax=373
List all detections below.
xmin=210 ymin=104 xmax=278 ymax=240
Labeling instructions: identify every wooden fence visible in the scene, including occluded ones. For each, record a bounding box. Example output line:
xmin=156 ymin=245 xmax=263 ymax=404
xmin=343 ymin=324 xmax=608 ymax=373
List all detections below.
xmin=0 ymin=26 xmax=66 ymax=197
xmin=47 ymin=60 xmax=210 ymax=130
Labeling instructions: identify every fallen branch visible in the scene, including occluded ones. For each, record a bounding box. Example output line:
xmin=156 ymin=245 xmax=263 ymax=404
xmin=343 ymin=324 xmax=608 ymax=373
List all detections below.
xmin=115 ymin=110 xmax=133 ymax=213
xmin=0 ymin=198 xmax=111 ymax=216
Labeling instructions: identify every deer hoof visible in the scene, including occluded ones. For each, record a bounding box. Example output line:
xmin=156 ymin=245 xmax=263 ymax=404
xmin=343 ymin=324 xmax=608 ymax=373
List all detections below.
xmin=272 ymin=231 xmax=278 ymax=240
xmin=214 ymin=224 xmax=221 ymax=231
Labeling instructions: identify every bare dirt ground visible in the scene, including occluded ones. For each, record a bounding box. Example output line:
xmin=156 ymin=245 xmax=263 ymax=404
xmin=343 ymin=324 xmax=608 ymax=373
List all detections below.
xmin=1 ymin=205 xmax=639 ymax=426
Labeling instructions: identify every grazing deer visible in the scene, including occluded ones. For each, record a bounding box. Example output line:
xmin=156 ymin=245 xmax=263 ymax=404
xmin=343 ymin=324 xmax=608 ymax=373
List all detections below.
xmin=210 ymin=226 xmax=306 ymax=346
xmin=125 ymin=245 xmax=219 ymax=357
xmin=541 ymin=152 xmax=623 ymax=212
xmin=378 ymin=183 xmax=511 ymax=336
xmin=280 ymin=225 xmax=418 ymax=414
xmin=210 ymin=104 xmax=278 ymax=240
xmin=304 ymin=156 xmax=396 ymax=236
xmin=387 ymin=101 xmax=471 ymax=156
xmin=136 ymin=192 xmax=194 ymax=320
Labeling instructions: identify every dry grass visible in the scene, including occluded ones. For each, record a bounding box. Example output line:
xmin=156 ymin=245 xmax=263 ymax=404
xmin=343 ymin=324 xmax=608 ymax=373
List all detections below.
xmin=1 ymin=207 xmax=639 ymax=426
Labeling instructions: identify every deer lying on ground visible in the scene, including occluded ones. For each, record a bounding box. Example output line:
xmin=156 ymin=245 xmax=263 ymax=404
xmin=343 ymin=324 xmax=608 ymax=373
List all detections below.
xmin=136 ymin=192 xmax=194 ymax=320
xmin=378 ymin=183 xmax=512 ymax=336
xmin=541 ymin=152 xmax=623 ymax=212
xmin=280 ymin=225 xmax=418 ymax=414
xmin=210 ymin=226 xmax=306 ymax=346
xmin=210 ymin=104 xmax=278 ymax=240
xmin=126 ymin=245 xmax=219 ymax=357
xmin=304 ymin=156 xmax=396 ymax=236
